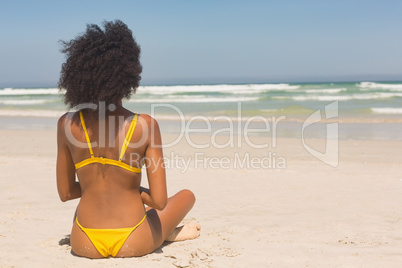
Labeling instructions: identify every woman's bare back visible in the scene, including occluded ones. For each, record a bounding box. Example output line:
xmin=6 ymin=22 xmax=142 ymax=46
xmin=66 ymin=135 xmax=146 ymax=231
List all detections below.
xmin=67 ymin=108 xmax=147 ymax=229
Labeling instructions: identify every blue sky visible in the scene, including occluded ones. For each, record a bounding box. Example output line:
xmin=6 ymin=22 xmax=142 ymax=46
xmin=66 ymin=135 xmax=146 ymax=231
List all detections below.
xmin=1 ymin=0 xmax=401 ymax=86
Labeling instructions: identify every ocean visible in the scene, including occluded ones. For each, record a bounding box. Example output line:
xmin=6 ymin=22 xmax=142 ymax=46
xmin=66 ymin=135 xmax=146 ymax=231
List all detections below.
xmin=0 ymin=81 xmax=401 ymax=140
xmin=1 ymin=81 xmax=402 ymax=117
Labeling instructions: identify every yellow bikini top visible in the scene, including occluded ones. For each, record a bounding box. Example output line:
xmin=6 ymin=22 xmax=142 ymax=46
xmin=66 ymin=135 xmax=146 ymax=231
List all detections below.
xmin=74 ymin=111 xmax=141 ymax=173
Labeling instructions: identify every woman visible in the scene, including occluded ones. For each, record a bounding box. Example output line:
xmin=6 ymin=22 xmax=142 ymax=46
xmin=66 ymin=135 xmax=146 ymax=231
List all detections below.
xmin=56 ymin=20 xmax=200 ymax=258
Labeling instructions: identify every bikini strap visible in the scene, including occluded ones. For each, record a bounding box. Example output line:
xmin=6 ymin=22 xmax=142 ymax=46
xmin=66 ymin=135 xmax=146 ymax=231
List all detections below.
xmin=119 ymin=114 xmax=138 ymax=161
xmin=79 ymin=111 xmax=94 ymax=158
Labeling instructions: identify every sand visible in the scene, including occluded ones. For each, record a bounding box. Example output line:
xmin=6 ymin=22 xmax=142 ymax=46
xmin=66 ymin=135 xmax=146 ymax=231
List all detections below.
xmin=0 ymin=128 xmax=401 ymax=267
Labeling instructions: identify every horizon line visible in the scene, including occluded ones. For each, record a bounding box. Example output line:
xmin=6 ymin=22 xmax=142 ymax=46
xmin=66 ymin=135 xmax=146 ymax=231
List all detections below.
xmin=1 ymin=75 xmax=402 ymax=88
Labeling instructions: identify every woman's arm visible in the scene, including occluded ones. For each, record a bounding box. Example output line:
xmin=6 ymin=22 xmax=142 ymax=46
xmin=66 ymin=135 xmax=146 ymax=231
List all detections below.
xmin=139 ymin=186 xmax=152 ymax=206
xmin=56 ymin=114 xmax=81 ymax=202
xmin=142 ymin=115 xmax=167 ymax=210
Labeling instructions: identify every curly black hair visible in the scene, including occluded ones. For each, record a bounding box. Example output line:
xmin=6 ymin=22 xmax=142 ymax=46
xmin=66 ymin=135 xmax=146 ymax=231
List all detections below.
xmin=58 ymin=20 xmax=142 ymax=109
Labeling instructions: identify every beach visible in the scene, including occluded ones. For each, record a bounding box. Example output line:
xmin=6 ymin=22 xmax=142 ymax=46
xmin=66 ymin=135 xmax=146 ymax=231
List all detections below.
xmin=2 ymin=0 xmax=402 ymax=264
xmin=0 ymin=82 xmax=401 ymax=266
xmin=0 ymin=118 xmax=401 ymax=267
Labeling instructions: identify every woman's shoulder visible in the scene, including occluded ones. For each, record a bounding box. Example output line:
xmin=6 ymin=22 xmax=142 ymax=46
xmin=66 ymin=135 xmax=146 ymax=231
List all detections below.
xmin=136 ymin=113 xmax=161 ymax=133
xmin=57 ymin=112 xmax=78 ymax=129
xmin=136 ymin=113 xmax=158 ymax=125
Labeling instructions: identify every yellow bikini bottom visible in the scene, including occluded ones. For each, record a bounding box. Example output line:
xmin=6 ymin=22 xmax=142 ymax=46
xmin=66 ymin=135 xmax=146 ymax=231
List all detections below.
xmin=76 ymin=214 xmax=147 ymax=257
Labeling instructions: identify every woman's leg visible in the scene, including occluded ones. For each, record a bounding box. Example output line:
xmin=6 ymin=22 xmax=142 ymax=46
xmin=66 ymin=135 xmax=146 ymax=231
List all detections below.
xmin=117 ymin=189 xmax=199 ymax=257
xmin=149 ymin=189 xmax=199 ymax=243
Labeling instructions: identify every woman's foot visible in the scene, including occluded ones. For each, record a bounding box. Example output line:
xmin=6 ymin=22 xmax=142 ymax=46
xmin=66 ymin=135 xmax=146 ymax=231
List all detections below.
xmin=165 ymin=222 xmax=201 ymax=242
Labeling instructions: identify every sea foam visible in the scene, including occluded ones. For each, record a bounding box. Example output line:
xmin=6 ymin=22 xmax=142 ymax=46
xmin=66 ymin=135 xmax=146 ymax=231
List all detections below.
xmin=128 ymin=96 xmax=259 ymax=103
xmin=371 ymin=108 xmax=402 ymax=114
xmin=139 ymin=83 xmax=299 ymax=95
xmin=0 ymin=88 xmax=60 ymax=95
xmin=358 ymin=82 xmax=402 ymax=91
xmin=274 ymin=92 xmax=402 ymax=101
xmin=0 ymin=99 xmax=49 ymax=105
